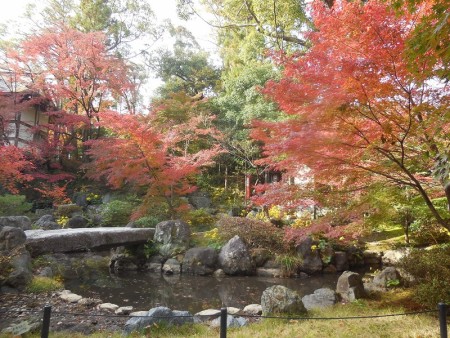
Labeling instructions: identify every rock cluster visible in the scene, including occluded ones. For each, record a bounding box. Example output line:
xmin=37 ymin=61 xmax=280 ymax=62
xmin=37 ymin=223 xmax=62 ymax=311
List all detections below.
xmin=0 ymin=226 xmax=33 ymax=292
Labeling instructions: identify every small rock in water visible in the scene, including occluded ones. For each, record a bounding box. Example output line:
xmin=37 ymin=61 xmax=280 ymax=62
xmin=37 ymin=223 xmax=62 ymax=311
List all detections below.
xmin=115 ymin=306 xmax=133 ymax=315
xmin=78 ymin=298 xmax=102 ymax=307
xmin=97 ymin=303 xmax=120 ymax=312
xmin=59 ymin=290 xmax=82 ymax=303
xmin=226 ymin=307 xmax=241 ymax=315
xmin=129 ymin=311 xmax=149 ymax=317
xmin=243 ymin=304 xmax=262 ymax=315
xmin=194 ymin=309 xmax=221 ymax=322
xmin=213 ymin=269 xmax=225 ymax=278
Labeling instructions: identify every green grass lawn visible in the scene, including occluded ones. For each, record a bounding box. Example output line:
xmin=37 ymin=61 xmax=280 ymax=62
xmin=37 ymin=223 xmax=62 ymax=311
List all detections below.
xmin=6 ymin=290 xmax=445 ymax=338
xmin=360 ymin=225 xmax=407 ymax=251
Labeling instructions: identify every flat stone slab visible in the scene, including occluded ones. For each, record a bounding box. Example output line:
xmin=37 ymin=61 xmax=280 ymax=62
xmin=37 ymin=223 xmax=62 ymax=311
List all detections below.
xmin=25 ymin=228 xmax=154 ymax=256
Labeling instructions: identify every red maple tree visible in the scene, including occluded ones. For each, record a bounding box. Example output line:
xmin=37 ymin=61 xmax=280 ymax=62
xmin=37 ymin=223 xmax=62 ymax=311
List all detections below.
xmin=2 ymin=25 xmax=133 ymax=201
xmin=7 ymin=25 xmax=132 ymax=162
xmin=0 ymin=80 xmax=38 ymax=193
xmin=85 ymin=109 xmax=223 ymax=218
xmin=252 ymin=0 xmax=450 ymax=231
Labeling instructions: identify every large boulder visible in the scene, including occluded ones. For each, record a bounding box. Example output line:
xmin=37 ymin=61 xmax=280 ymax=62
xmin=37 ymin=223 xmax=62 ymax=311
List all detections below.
xmin=372 ymin=267 xmax=402 ymax=289
xmin=3 ymin=247 xmax=33 ymax=290
xmin=146 ymin=255 xmax=163 ymax=272
xmin=153 ymin=220 xmax=191 ymax=257
xmin=336 ymin=271 xmax=366 ymax=302
xmin=123 ymin=307 xmax=193 ymax=335
xmin=0 ymin=226 xmax=26 ymax=251
xmin=296 ymin=236 xmax=323 ymax=274
xmin=0 ymin=216 xmax=32 ymax=231
xmin=34 ymin=215 xmax=59 ymax=230
xmin=162 ymin=258 xmax=181 ymax=275
xmin=382 ymin=249 xmax=409 ymax=266
xmin=0 ymin=228 xmax=31 ymax=290
xmin=9 ymin=249 xmax=32 ymax=271
xmin=4 ymin=267 xmax=33 ymax=290
xmin=182 ymin=247 xmax=217 ymax=275
xmin=301 ymin=288 xmax=338 ymax=311
xmin=188 ymin=191 xmax=212 ymax=209
xmin=109 ymin=254 xmax=139 ymax=272
xmin=218 ymin=235 xmax=255 ymax=276
xmin=66 ymin=215 xmax=88 ymax=229
xmin=261 ymin=285 xmax=306 ymax=315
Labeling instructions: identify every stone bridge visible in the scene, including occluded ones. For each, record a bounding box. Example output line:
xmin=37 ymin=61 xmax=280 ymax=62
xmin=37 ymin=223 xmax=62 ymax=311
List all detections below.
xmin=25 ymin=227 xmax=155 ymax=256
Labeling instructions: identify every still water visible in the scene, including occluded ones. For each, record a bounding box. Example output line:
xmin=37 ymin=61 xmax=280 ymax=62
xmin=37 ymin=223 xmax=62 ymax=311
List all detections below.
xmin=65 ymin=271 xmax=339 ymax=313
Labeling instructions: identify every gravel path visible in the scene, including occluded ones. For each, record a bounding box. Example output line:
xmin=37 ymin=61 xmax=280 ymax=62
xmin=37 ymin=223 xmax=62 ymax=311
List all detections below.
xmin=0 ymin=291 xmax=128 ymax=335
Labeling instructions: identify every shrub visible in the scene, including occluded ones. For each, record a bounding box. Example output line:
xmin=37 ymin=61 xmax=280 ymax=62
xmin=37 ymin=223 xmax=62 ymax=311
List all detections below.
xmin=399 ymin=245 xmax=450 ymax=308
xmin=0 ymin=194 xmax=32 ymax=216
xmin=101 ymin=200 xmax=134 ymax=226
xmin=209 ymin=186 xmax=245 ymax=213
xmin=203 ymin=227 xmax=224 ymax=249
xmin=134 ymin=215 xmax=163 ymax=228
xmin=86 ymin=192 xmax=102 ymax=205
xmin=56 ymin=215 xmax=69 ymax=228
xmin=248 ymin=205 xmax=285 ymax=223
xmin=26 ymin=276 xmax=64 ymax=293
xmin=183 ymin=209 xmax=216 ymax=232
xmin=290 ymin=213 xmax=313 ymax=229
xmin=276 ymin=254 xmax=303 ymax=277
xmin=217 ymin=216 xmax=285 ymax=253
xmin=409 ymin=222 xmax=450 ymax=246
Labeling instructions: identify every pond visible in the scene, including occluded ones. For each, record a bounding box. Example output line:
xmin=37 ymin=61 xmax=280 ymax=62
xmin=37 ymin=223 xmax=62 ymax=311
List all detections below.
xmin=65 ymin=270 xmax=340 ymax=314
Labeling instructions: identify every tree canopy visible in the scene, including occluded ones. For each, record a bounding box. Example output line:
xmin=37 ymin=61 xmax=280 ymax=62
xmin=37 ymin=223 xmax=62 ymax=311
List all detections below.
xmin=252 ymin=0 xmax=450 ymax=230
xmin=0 ymin=0 xmax=449 ymax=240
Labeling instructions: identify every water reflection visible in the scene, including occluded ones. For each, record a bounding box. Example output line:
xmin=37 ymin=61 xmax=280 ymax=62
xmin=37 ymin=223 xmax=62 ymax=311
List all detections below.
xmin=65 ymin=271 xmax=339 ymax=313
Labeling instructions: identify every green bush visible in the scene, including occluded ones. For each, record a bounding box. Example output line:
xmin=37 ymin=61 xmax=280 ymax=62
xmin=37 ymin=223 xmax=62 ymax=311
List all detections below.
xmin=410 ymin=222 xmax=450 ymax=246
xmin=209 ymin=186 xmax=245 ymax=213
xmin=101 ymin=200 xmax=134 ymax=227
xmin=26 ymin=276 xmax=64 ymax=293
xmin=399 ymin=245 xmax=450 ymax=308
xmin=0 ymin=194 xmax=32 ymax=216
xmin=408 ymin=197 xmax=450 ymax=245
xmin=184 ymin=208 xmax=216 ymax=232
xmin=276 ymin=253 xmax=303 ymax=277
xmin=134 ymin=215 xmax=163 ymax=228
xmin=217 ymin=216 xmax=285 ymax=253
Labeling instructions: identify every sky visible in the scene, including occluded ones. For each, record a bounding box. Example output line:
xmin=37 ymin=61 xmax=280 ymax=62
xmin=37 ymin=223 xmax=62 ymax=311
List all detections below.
xmin=0 ymin=0 xmax=217 ymax=51
xmin=0 ymin=0 xmax=219 ymax=97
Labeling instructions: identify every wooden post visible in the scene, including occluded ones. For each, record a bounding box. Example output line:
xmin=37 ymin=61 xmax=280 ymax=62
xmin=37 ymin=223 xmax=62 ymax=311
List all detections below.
xmin=41 ymin=305 xmax=51 ymax=338
xmin=220 ymin=307 xmax=227 ymax=338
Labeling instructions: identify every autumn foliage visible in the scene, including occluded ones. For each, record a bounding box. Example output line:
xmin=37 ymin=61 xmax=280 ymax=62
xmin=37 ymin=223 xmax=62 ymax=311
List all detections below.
xmin=85 ymin=110 xmax=223 ymax=217
xmin=252 ymin=0 xmax=450 ymax=230
xmin=7 ymin=25 xmax=132 ymax=160
xmin=0 ymin=145 xmax=33 ymax=193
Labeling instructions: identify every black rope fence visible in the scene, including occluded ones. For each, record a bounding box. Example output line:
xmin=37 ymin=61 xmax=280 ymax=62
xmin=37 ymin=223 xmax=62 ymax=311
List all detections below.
xmin=0 ymin=303 xmax=447 ymax=338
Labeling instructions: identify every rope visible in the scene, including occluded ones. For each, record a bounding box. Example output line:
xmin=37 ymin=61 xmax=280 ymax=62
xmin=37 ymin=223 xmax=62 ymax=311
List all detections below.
xmin=240 ymin=309 xmax=438 ymax=320
xmin=0 ymin=307 xmax=438 ymax=320
xmin=52 ymin=311 xmax=195 ymax=319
